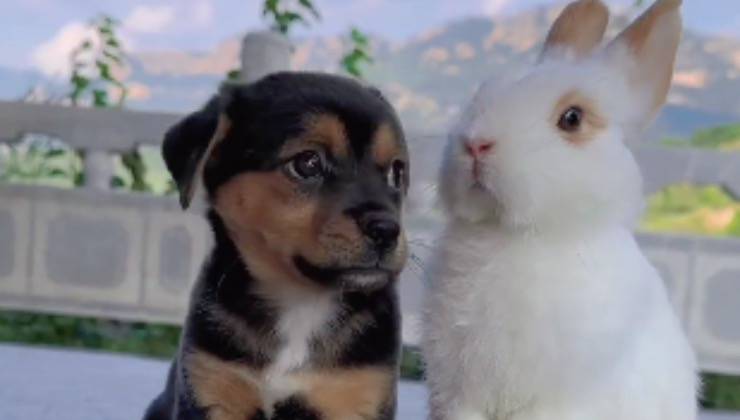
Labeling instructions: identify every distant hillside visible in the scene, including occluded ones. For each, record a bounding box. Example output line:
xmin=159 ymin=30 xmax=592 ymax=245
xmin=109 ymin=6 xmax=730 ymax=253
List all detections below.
xmin=0 ymin=68 xmax=51 ymax=100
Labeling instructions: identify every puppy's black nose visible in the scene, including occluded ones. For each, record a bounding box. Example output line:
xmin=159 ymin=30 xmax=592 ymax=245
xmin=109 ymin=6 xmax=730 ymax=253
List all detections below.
xmin=362 ymin=218 xmax=400 ymax=252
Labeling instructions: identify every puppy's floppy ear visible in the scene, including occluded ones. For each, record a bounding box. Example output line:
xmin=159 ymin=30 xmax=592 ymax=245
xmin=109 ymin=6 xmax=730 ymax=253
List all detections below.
xmin=162 ymin=96 xmax=231 ymax=209
xmin=607 ymin=0 xmax=682 ymax=126
xmin=540 ymin=0 xmax=609 ymax=62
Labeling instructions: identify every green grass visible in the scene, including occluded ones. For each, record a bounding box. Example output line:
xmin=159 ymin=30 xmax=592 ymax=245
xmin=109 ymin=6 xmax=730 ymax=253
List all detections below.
xmin=661 ymin=123 xmax=740 ymax=150
xmin=693 ymin=125 xmax=740 ymax=150
xmin=641 ymin=184 xmax=740 ymax=238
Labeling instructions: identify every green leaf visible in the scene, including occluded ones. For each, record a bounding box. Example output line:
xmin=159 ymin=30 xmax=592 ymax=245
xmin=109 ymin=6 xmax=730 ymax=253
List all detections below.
xmin=111 ymin=176 xmax=126 ymax=188
xmin=46 ymin=168 xmax=69 ymax=178
xmin=96 ymin=60 xmax=112 ymax=80
xmin=70 ymin=73 xmax=90 ymax=91
xmin=45 ymin=149 xmax=67 ymax=158
xmin=351 ymin=28 xmax=369 ymax=45
xmin=93 ymin=89 xmax=109 ymax=107
xmin=264 ymin=0 xmax=278 ymax=14
xmin=226 ymin=69 xmax=241 ymax=81
xmin=298 ymin=0 xmax=320 ymax=19
xmin=340 ymin=27 xmax=373 ymax=79
xmin=102 ymin=50 xmax=123 ymax=65
xmin=105 ymin=38 xmax=120 ymax=48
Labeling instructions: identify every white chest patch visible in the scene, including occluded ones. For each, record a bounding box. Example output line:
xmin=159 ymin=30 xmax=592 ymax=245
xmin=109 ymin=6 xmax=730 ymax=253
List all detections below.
xmin=261 ymin=293 xmax=335 ymax=409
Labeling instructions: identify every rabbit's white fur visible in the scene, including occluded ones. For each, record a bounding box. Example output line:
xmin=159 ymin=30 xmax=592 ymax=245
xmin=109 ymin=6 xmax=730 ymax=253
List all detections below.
xmin=422 ymin=1 xmax=697 ymax=419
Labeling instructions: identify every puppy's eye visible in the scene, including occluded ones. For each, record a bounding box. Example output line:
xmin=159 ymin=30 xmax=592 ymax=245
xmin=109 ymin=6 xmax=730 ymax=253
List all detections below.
xmin=557 ymin=106 xmax=583 ymax=132
xmin=287 ymin=151 xmax=324 ymax=180
xmin=387 ymin=160 xmax=406 ymax=190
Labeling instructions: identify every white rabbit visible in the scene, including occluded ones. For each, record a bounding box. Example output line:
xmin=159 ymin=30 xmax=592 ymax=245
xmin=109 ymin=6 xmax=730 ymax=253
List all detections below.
xmin=421 ymin=1 xmax=697 ymax=420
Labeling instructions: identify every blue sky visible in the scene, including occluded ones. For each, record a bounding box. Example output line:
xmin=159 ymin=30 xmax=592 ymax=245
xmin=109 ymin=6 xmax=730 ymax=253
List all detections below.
xmin=2 ymin=0 xmax=739 ymax=77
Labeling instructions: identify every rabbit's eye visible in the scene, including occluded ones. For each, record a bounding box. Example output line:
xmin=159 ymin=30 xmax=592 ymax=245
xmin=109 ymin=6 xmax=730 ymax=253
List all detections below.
xmin=557 ymin=106 xmax=583 ymax=132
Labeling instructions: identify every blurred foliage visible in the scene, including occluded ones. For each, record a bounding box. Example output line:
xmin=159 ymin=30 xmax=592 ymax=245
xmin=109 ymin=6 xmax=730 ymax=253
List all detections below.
xmin=111 ymin=146 xmax=174 ymax=194
xmin=644 ymin=122 xmax=740 ymax=238
xmin=262 ymin=0 xmax=320 ymax=35
xmin=641 ymin=184 xmax=740 ymax=237
xmin=69 ymin=15 xmax=128 ymax=108
xmin=692 ymin=125 xmax=740 ymax=150
xmin=0 ymin=138 xmax=173 ymax=195
xmin=0 ymin=135 xmax=83 ymax=187
xmin=341 ymin=27 xmax=373 ymax=78
xmin=400 ymin=345 xmax=424 ymax=380
xmin=662 ymin=124 xmax=740 ymax=150
xmin=702 ymin=373 xmax=740 ymax=410
xmin=0 ymin=310 xmax=180 ymax=359
xmin=226 ymin=68 xmax=242 ymax=82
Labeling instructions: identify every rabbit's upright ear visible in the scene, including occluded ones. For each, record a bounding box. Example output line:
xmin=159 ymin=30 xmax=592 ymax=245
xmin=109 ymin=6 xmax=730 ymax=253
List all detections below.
xmin=539 ymin=0 xmax=609 ymax=62
xmin=607 ymin=0 xmax=682 ymax=125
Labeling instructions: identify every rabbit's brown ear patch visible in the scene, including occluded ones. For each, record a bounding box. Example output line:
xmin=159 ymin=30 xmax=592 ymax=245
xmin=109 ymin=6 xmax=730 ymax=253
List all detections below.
xmin=541 ymin=0 xmax=609 ymax=61
xmin=552 ymin=90 xmax=607 ymax=146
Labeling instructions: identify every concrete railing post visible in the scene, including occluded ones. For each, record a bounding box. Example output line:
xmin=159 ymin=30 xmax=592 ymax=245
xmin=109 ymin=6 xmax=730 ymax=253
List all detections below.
xmin=84 ymin=150 xmax=112 ymax=190
xmin=239 ymin=30 xmax=293 ymax=84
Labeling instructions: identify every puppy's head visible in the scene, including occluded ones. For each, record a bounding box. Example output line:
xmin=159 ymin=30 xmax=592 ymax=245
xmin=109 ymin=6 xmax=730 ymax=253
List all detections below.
xmin=163 ymin=72 xmax=409 ymax=293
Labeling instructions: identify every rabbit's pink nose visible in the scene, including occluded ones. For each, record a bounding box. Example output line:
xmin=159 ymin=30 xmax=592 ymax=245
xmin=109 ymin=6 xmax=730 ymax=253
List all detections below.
xmin=464 ymin=140 xmax=495 ymax=158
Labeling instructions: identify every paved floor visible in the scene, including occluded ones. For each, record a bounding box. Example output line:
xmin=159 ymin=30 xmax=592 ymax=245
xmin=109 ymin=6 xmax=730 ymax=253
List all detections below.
xmin=0 ymin=344 xmax=735 ymax=420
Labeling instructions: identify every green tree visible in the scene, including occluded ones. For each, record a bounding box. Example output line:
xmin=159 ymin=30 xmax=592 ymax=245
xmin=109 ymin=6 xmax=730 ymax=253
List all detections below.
xmin=341 ymin=27 xmax=373 ymax=79
xmin=69 ymin=15 xmax=128 ymax=107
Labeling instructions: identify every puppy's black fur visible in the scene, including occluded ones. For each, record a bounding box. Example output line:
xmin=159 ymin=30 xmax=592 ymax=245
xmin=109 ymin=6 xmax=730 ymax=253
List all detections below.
xmin=144 ymin=72 xmax=408 ymax=420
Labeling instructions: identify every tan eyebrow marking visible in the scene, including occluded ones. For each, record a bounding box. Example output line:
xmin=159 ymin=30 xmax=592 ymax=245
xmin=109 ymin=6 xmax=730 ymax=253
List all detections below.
xmin=371 ymin=122 xmax=402 ymax=166
xmin=300 ymin=113 xmax=349 ymax=159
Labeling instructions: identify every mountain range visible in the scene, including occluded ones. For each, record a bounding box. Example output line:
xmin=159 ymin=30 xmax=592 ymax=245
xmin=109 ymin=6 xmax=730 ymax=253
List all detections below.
xmin=3 ymin=3 xmax=740 ymax=141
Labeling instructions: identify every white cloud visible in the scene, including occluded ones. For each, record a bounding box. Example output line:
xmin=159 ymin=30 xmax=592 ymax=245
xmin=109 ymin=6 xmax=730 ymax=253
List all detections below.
xmin=30 ymin=22 xmax=93 ymax=77
xmin=482 ymin=0 xmax=512 ymax=15
xmin=123 ymin=5 xmax=175 ymax=34
xmin=191 ymin=0 xmax=215 ymax=27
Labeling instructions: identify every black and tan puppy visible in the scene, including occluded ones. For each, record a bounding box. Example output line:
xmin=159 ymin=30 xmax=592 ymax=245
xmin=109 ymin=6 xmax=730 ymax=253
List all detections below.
xmin=144 ymin=72 xmax=409 ymax=420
